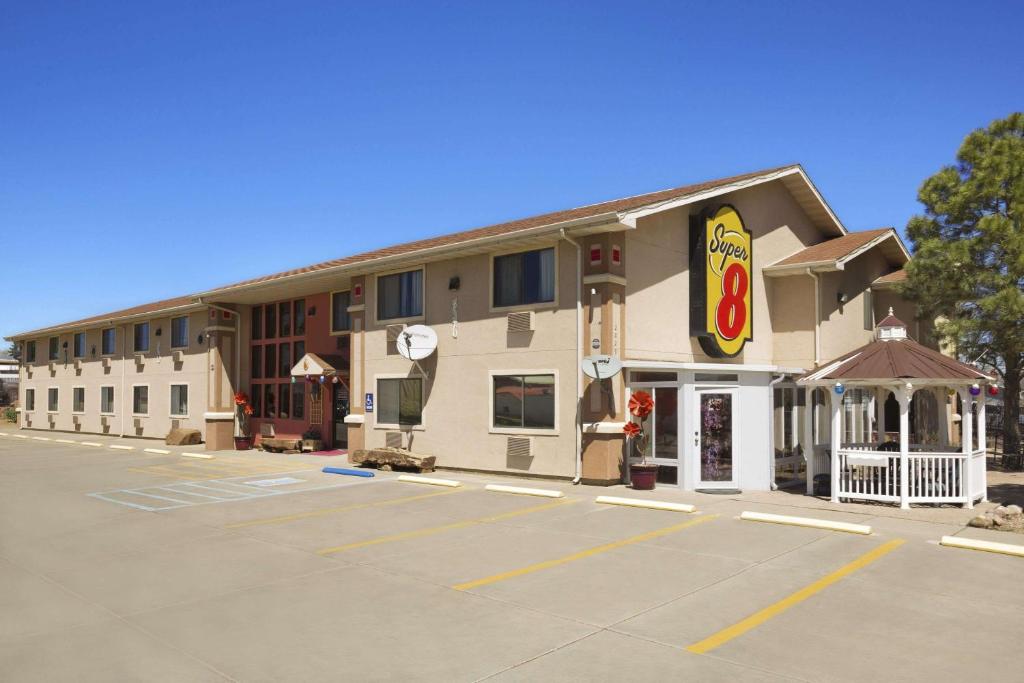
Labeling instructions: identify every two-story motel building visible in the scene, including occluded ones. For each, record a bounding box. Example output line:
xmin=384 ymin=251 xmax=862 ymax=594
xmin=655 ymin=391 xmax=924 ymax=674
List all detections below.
xmin=9 ymin=165 xmax=923 ymax=491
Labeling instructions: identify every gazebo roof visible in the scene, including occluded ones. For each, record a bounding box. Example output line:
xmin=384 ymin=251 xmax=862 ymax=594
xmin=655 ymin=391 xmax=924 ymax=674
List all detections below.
xmin=799 ymin=313 xmax=994 ymax=385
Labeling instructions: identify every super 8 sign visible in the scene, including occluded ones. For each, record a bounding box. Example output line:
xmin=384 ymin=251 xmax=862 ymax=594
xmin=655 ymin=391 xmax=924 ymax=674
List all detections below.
xmin=689 ymin=205 xmax=753 ymax=358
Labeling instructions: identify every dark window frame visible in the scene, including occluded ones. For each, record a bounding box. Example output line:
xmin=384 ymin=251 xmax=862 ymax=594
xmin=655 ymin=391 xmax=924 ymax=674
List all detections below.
xmin=492 ymin=373 xmax=556 ymax=430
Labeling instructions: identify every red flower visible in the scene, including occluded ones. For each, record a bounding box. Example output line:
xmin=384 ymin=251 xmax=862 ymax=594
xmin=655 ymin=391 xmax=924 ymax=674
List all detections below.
xmin=628 ymin=391 xmax=654 ymax=419
xmin=622 ymin=421 xmax=641 ymax=438
xmin=233 ymin=391 xmax=249 ymax=406
xmin=243 ymin=404 xmax=254 ymax=416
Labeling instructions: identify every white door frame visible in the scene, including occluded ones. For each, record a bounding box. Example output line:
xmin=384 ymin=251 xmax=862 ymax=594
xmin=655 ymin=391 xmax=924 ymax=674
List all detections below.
xmin=692 ymin=385 xmax=741 ymax=489
xmin=624 ymin=374 xmax=683 ymax=486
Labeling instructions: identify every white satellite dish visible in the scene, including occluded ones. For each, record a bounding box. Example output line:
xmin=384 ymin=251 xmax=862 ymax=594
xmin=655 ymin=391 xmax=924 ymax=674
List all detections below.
xmin=581 ymin=355 xmax=623 ymax=380
xmin=397 ymin=324 xmax=438 ymax=361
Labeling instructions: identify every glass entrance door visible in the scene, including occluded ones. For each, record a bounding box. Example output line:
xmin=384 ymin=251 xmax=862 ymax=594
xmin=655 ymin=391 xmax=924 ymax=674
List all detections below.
xmin=332 ymin=383 xmax=349 ymax=449
xmin=695 ymin=388 xmax=737 ymax=488
xmin=628 ymin=386 xmax=679 ymax=469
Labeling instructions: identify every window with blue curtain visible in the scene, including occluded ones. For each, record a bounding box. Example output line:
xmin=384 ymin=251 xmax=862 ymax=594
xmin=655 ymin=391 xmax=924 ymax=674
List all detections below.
xmin=493 ymin=247 xmax=555 ymax=308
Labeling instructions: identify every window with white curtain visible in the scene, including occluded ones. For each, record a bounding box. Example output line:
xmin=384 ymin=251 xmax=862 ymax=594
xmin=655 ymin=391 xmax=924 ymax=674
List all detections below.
xmin=170 ymin=384 xmax=188 ymax=417
xmin=377 ymin=269 xmax=423 ymax=320
xmin=843 ymin=388 xmax=871 ymax=444
xmin=493 ymin=247 xmax=555 ymax=308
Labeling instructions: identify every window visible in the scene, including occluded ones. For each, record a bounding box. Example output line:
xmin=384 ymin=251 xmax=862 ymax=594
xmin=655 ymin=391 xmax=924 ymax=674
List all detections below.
xmin=171 ymin=316 xmax=189 ymax=349
xmin=134 ymin=323 xmax=150 ymax=353
xmin=170 ymin=384 xmax=188 ymax=417
xmin=49 ymin=337 xmax=59 ymax=361
xmin=101 ymin=386 xmax=115 ymax=414
xmin=73 ymin=387 xmax=85 ymax=413
xmin=293 ymin=341 xmax=305 ymax=366
xmin=291 ymin=382 xmax=304 ymax=419
xmin=631 ymin=371 xmax=677 ymax=383
xmin=294 ymin=299 xmax=306 ymax=336
xmin=25 ymin=341 xmax=36 ymax=363
xmin=378 ymin=377 xmax=423 ymax=426
xmin=279 ymin=342 xmax=291 ymax=378
xmin=265 ymin=304 xmax=277 ymax=339
xmin=278 ymin=383 xmax=290 ymax=419
xmin=251 ymin=345 xmax=262 ymax=379
xmin=843 ymin=389 xmax=870 ymax=444
xmin=132 ymin=386 xmax=149 ymax=415
xmin=48 ymin=387 xmax=59 ymax=412
xmin=264 ymin=344 xmax=276 ymax=378
xmin=264 ymin=384 xmax=276 ymax=418
xmin=251 ymin=306 xmax=263 ymax=341
xmin=331 ymin=291 xmax=351 ymax=332
xmin=250 ymin=384 xmax=262 ymax=418
xmin=492 ymin=374 xmax=555 ymax=429
xmin=279 ymin=302 xmax=291 ymax=337
xmin=493 ymin=247 xmax=555 ymax=308
xmin=102 ymin=329 xmax=116 ymax=355
xmin=377 ymin=270 xmax=423 ymax=321
xmin=25 ymin=388 xmax=35 ymax=412
xmin=73 ymin=333 xmax=86 ymax=358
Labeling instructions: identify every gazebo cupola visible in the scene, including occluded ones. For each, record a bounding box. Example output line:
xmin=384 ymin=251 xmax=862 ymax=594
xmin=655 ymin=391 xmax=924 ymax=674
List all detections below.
xmin=875 ymin=307 xmax=908 ymax=341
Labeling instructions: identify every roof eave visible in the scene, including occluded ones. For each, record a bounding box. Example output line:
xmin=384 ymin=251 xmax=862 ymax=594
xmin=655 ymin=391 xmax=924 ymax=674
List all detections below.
xmin=5 ymin=302 xmax=208 ymax=342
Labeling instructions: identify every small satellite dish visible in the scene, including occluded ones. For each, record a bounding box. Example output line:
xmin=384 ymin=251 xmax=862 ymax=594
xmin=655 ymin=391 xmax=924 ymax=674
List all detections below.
xmin=397 ymin=324 xmax=438 ymax=361
xmin=581 ymin=355 xmax=623 ymax=380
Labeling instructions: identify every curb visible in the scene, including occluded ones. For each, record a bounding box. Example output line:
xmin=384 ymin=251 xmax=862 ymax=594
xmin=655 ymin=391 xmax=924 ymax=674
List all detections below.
xmin=397 ymin=475 xmax=462 ymax=488
xmin=485 ymin=484 xmax=564 ymax=499
xmin=740 ymin=511 xmax=872 ymax=535
xmin=940 ymin=535 xmax=1024 ymax=557
xmin=595 ymin=496 xmax=696 ymax=513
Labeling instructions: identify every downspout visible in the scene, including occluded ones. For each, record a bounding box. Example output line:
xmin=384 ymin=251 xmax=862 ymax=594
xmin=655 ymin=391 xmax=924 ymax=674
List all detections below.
xmin=768 ymin=373 xmax=786 ymax=490
xmin=806 ymin=268 xmax=821 ymax=366
xmin=560 ymin=228 xmax=583 ymax=485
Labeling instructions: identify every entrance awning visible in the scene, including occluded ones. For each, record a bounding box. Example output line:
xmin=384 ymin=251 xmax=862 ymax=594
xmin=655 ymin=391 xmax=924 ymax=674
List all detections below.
xmin=290 ymin=353 xmax=348 ymax=378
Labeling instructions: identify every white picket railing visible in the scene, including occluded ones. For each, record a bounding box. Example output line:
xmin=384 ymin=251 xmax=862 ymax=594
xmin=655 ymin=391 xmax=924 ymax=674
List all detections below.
xmin=831 ymin=447 xmax=973 ymax=505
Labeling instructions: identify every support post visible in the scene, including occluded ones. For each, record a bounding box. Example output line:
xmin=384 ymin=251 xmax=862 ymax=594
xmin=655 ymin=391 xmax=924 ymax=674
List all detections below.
xmin=936 ymin=386 xmax=950 ymax=449
xmin=805 ymin=388 xmax=815 ymax=495
xmin=897 ymin=385 xmax=910 ymax=509
xmin=874 ymin=387 xmax=886 ymax=442
xmin=977 ymin=391 xmax=987 ymax=502
xmin=958 ymin=388 xmax=973 ymax=509
xmin=830 ymin=389 xmax=842 ymax=503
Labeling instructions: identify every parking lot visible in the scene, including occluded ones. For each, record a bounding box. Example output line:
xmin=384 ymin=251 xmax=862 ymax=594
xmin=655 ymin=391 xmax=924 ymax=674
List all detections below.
xmin=1 ymin=429 xmax=1022 ymax=682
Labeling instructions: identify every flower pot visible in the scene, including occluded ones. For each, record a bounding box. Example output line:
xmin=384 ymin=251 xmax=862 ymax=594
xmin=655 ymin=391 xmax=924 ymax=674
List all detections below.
xmin=234 ymin=436 xmax=253 ymax=451
xmin=630 ymin=463 xmax=659 ymax=490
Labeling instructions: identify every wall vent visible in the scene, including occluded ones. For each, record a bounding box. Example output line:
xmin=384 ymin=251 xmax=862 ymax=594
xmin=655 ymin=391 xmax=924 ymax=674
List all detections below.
xmin=133 ymin=417 xmax=143 ymax=429
xmin=506 ymin=436 xmax=533 ymax=459
xmin=507 ymin=311 xmax=534 ymax=333
xmin=385 ymin=431 xmax=404 ymax=449
xmin=171 ymin=419 xmax=181 ymax=430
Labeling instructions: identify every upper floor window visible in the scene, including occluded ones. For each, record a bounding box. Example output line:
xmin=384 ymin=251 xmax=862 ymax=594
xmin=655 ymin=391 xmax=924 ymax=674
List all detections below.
xmin=25 ymin=341 xmax=36 ymax=363
xmin=294 ymin=299 xmax=306 ymax=336
xmin=331 ymin=291 xmax=351 ymax=333
xmin=377 ymin=269 xmax=423 ymax=321
xmin=493 ymin=247 xmax=555 ymax=308
xmin=134 ymin=323 xmax=150 ymax=353
xmin=102 ymin=329 xmax=116 ymax=355
xmin=73 ymin=332 xmax=86 ymax=358
xmin=264 ymin=304 xmax=277 ymax=339
xmin=251 ymin=305 xmax=263 ymax=341
xmin=48 ymin=337 xmax=59 ymax=361
xmin=279 ymin=302 xmax=291 ymax=337
xmin=171 ymin=316 xmax=189 ymax=349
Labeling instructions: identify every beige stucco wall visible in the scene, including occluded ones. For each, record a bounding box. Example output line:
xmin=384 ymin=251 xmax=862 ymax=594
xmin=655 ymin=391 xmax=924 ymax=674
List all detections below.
xmin=19 ymin=309 xmax=210 ymax=439
xmin=357 ymin=242 xmax=579 ymax=477
xmin=626 ymin=181 xmax=823 ymax=365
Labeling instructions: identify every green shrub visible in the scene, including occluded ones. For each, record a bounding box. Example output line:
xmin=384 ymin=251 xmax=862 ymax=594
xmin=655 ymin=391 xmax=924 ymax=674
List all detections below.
xmin=3 ymin=406 xmax=17 ymax=423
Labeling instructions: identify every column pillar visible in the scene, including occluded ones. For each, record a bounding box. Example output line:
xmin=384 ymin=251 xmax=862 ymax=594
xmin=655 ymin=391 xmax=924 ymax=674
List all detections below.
xmin=958 ymin=388 xmax=974 ymax=509
xmin=204 ymin=310 xmax=238 ymax=451
xmin=977 ymin=389 xmax=987 ymax=502
xmin=874 ymin=387 xmax=886 ymax=442
xmin=804 ymin=388 xmax=815 ymax=495
xmin=345 ymin=276 xmax=367 ymax=453
xmin=830 ymin=389 xmax=842 ymax=503
xmin=936 ymin=386 xmax=950 ymax=448
xmin=897 ymin=385 xmax=911 ymax=509
xmin=580 ymin=233 xmax=628 ymax=485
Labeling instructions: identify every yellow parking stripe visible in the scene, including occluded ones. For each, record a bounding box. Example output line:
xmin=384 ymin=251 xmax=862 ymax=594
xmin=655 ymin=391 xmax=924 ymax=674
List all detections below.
xmin=226 ymin=488 xmax=462 ymax=529
xmin=318 ymin=498 xmax=575 ymax=556
xmin=454 ymin=514 xmax=718 ymax=591
xmin=686 ymin=538 xmax=905 ymax=654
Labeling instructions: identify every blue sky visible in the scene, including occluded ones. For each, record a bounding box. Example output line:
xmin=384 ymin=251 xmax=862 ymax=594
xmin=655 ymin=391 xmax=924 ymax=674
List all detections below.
xmin=2 ymin=1 xmax=1021 ymax=340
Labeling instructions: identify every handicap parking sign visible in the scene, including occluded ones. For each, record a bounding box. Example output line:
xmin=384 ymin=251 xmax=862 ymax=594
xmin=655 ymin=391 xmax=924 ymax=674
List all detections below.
xmin=365 ymin=393 xmax=374 ymax=412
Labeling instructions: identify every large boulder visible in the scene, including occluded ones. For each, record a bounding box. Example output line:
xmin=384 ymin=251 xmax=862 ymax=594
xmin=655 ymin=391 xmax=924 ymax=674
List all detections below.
xmin=166 ymin=428 xmax=202 ymax=446
xmin=350 ymin=447 xmax=435 ymax=473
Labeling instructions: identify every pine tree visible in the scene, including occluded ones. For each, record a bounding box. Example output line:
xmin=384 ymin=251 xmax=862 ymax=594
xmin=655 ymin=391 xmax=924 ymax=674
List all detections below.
xmin=902 ymin=113 xmax=1024 ymax=462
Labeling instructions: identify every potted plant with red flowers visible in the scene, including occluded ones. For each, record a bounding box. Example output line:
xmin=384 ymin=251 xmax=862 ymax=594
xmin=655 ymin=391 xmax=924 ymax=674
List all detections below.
xmin=233 ymin=391 xmax=254 ymax=450
xmin=624 ymin=390 xmax=658 ymax=490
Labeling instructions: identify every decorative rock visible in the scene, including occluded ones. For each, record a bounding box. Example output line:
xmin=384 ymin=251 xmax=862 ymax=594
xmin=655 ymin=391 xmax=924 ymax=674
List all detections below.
xmin=165 ymin=428 xmax=202 ymax=446
xmin=1004 ymin=504 xmax=1023 ymax=516
xmin=993 ymin=516 xmax=1005 ymax=526
xmin=995 ymin=505 xmax=1008 ymax=516
xmin=968 ymin=515 xmax=995 ymax=529
xmin=350 ymin=447 xmax=436 ymax=473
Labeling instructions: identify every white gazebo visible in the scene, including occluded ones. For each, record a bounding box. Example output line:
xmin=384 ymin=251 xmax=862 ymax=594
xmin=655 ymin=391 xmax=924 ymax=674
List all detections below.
xmin=799 ymin=311 xmax=994 ymax=509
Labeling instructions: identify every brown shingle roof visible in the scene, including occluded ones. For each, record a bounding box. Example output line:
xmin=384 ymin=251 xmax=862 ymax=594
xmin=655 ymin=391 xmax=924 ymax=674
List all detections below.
xmin=872 ymin=269 xmax=908 ymax=286
xmin=11 ymin=164 xmax=800 ymax=339
xmin=10 ymin=295 xmax=199 ymax=340
xmin=770 ymin=228 xmax=893 ymax=268
xmin=201 ymin=165 xmax=799 ymax=295
xmin=799 ymin=337 xmax=992 ymax=383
